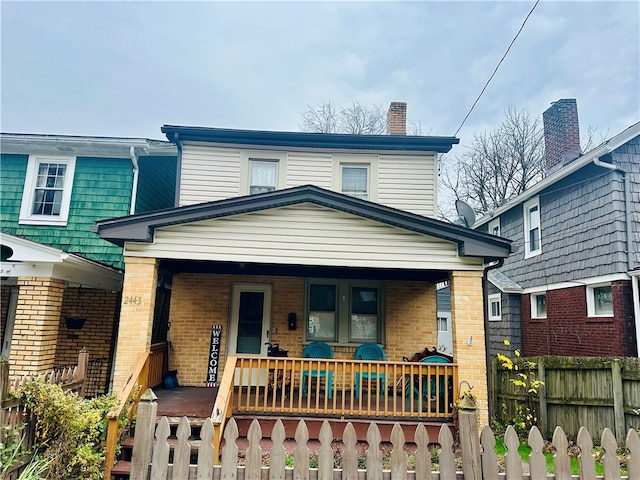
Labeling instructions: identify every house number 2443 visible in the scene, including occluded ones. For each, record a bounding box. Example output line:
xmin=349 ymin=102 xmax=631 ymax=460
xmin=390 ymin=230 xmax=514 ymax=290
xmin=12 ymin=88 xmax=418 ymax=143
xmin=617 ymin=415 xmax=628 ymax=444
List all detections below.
xmin=123 ymin=296 xmax=142 ymax=305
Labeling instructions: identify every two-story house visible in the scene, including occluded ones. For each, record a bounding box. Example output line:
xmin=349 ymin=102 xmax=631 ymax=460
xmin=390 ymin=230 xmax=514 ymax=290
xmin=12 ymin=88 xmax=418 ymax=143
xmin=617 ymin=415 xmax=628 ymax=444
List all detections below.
xmin=95 ymin=103 xmax=512 ymax=426
xmin=0 ymin=134 xmax=176 ymax=394
xmin=474 ymin=99 xmax=640 ymax=359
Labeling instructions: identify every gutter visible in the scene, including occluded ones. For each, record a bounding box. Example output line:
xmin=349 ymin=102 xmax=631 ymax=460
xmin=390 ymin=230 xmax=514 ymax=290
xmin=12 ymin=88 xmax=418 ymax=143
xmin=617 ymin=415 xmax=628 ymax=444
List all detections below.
xmin=129 ymin=146 xmax=139 ymax=215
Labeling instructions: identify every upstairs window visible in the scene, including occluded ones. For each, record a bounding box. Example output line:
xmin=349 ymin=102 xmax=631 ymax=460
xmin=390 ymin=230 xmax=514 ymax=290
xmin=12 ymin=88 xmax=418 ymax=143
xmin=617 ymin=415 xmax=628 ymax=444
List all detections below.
xmin=341 ymin=165 xmax=368 ymax=200
xmin=249 ymin=160 xmax=278 ymax=194
xmin=587 ymin=284 xmax=613 ymax=317
xmin=524 ymin=197 xmax=541 ymax=258
xmin=488 ymin=218 xmax=500 ymax=236
xmin=20 ymin=155 xmax=76 ymax=226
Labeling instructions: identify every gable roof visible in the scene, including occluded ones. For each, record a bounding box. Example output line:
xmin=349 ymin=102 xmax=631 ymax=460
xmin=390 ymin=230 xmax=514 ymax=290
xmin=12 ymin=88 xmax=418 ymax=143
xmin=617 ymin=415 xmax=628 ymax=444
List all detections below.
xmin=161 ymin=125 xmax=459 ymax=153
xmin=95 ymin=185 xmax=511 ymax=259
xmin=474 ymin=121 xmax=640 ymax=227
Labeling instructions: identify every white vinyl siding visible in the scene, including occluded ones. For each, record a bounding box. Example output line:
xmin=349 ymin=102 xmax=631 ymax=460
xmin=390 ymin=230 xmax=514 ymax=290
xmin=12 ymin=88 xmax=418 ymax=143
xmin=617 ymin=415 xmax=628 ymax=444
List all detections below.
xmin=180 ymin=144 xmax=241 ymax=206
xmin=179 ymin=144 xmax=439 ymax=214
xmin=378 ymin=154 xmax=437 ymax=217
xmin=286 ymin=153 xmax=333 ymax=189
xmin=124 ymin=204 xmax=482 ymax=270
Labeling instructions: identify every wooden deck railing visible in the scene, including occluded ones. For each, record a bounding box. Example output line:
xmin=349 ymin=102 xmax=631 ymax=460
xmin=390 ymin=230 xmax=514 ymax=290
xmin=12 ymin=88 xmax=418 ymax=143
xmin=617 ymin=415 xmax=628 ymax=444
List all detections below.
xmin=103 ymin=351 xmax=150 ymax=480
xmin=149 ymin=341 xmax=169 ymax=388
xmin=233 ymin=356 xmax=457 ymax=418
xmin=211 ymin=355 xmax=457 ymax=459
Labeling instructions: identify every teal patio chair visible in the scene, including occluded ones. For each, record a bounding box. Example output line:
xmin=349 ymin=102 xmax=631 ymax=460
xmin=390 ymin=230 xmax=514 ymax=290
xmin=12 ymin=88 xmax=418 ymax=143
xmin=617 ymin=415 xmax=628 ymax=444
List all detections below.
xmin=405 ymin=354 xmax=453 ymax=414
xmin=354 ymin=343 xmax=387 ymax=398
xmin=301 ymin=342 xmax=334 ymax=398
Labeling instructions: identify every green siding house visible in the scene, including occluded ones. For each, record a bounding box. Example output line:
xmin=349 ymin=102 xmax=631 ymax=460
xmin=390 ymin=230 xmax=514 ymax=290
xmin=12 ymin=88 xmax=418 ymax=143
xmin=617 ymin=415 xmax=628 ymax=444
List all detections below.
xmin=0 ymin=133 xmax=177 ymax=390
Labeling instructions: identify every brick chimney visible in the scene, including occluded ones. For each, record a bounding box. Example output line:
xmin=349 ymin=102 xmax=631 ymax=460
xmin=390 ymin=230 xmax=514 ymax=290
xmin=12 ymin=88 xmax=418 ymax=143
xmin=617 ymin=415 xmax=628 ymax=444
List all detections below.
xmin=542 ymin=99 xmax=582 ymax=173
xmin=386 ymin=102 xmax=407 ymax=135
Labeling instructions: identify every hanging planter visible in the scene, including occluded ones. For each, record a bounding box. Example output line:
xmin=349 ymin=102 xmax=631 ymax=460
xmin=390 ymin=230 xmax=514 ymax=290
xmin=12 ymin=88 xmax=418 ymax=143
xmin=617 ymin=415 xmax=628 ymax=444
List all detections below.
xmin=65 ymin=317 xmax=86 ymax=330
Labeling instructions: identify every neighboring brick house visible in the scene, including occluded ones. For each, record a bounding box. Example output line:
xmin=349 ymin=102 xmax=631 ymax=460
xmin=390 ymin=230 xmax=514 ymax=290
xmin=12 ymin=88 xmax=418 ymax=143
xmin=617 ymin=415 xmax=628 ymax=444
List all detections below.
xmin=95 ymin=103 xmax=512 ymax=425
xmin=474 ymin=99 xmax=640 ymax=359
xmin=0 ymin=134 xmax=176 ymax=393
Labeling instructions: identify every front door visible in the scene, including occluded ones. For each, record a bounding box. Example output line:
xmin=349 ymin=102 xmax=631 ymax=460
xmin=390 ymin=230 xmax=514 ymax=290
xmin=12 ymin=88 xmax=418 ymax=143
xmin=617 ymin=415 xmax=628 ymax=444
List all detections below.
xmin=229 ymin=284 xmax=272 ymax=385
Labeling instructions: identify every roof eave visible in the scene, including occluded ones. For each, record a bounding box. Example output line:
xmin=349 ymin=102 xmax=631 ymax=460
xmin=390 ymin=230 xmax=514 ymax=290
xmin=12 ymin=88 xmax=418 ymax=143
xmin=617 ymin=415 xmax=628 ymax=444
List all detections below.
xmin=161 ymin=125 xmax=459 ymax=153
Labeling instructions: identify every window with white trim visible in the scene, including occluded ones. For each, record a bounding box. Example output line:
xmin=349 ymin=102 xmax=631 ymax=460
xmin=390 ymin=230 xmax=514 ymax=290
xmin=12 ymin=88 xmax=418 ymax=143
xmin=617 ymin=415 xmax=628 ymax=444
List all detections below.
xmin=488 ymin=293 xmax=502 ymax=321
xmin=437 ymin=316 xmax=449 ymax=332
xmin=19 ymin=155 xmax=76 ymax=226
xmin=531 ymin=293 xmax=547 ymax=319
xmin=587 ymin=284 xmax=613 ymax=317
xmin=306 ymin=280 xmax=383 ymax=344
xmin=249 ymin=159 xmax=278 ymax=194
xmin=488 ymin=218 xmax=500 ymax=237
xmin=524 ymin=197 xmax=541 ymax=258
xmin=341 ymin=165 xmax=369 ymax=199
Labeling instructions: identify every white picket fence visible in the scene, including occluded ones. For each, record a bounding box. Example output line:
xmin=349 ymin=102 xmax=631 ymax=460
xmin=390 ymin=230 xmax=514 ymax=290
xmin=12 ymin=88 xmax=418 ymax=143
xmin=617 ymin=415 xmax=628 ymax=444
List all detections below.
xmin=127 ymin=394 xmax=640 ymax=480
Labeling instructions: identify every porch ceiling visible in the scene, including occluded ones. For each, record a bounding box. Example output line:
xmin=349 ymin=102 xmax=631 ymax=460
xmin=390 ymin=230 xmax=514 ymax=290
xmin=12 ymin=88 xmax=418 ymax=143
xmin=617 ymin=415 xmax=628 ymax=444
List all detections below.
xmin=160 ymin=259 xmax=450 ymax=283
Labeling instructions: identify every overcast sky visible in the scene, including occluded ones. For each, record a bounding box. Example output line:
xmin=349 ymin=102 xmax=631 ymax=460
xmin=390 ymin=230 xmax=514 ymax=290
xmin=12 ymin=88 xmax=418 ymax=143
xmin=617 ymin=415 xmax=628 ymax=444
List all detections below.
xmin=1 ymin=1 xmax=638 ymax=151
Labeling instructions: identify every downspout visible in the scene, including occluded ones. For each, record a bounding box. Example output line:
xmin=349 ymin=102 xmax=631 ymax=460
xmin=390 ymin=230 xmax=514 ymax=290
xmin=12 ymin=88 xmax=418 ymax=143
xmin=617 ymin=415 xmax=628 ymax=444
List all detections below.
xmin=593 ymin=157 xmax=639 ymax=355
xmin=129 ymin=146 xmax=139 ymax=215
xmin=483 ymin=257 xmax=505 ymax=419
xmin=173 ymin=133 xmax=183 ymax=208
xmin=632 ymin=275 xmax=640 ymax=357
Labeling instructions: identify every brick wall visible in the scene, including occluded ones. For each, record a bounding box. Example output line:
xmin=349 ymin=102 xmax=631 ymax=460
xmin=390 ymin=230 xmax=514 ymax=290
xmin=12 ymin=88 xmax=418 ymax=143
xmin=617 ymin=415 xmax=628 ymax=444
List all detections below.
xmin=450 ymin=270 xmax=488 ymax=427
xmin=385 ymin=280 xmax=437 ymax=361
xmin=386 ymin=102 xmax=407 ymax=135
xmin=10 ymin=277 xmax=66 ymax=377
xmin=167 ymin=274 xmax=438 ymax=386
xmin=56 ymin=287 xmax=120 ymax=394
xmin=521 ymin=281 xmax=636 ymax=357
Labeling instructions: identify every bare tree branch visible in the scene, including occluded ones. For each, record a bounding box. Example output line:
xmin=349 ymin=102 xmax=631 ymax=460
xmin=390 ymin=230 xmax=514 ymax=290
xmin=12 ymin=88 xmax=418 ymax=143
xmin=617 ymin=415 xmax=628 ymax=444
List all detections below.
xmin=440 ymin=107 xmax=545 ymax=218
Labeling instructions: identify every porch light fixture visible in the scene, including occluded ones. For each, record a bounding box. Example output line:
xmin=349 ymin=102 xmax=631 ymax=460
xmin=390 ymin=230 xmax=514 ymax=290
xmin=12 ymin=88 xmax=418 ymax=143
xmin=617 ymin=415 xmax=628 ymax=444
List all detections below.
xmin=65 ymin=316 xmax=86 ymax=330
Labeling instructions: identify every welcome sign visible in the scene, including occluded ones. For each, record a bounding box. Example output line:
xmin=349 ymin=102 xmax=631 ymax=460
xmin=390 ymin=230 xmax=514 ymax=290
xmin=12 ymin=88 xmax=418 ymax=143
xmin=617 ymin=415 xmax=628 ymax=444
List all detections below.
xmin=206 ymin=325 xmax=222 ymax=387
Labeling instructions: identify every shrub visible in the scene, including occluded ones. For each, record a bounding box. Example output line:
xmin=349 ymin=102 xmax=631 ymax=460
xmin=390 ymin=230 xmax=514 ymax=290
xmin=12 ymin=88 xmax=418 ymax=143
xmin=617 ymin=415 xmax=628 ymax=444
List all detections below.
xmin=17 ymin=381 xmax=118 ymax=480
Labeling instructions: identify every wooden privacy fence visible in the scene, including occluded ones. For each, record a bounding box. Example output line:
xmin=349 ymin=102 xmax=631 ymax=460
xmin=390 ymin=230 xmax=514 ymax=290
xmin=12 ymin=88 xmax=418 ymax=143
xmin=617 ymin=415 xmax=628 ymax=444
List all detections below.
xmin=0 ymin=349 xmax=89 ymax=480
xmin=128 ymin=391 xmax=640 ymax=480
xmin=492 ymin=356 xmax=640 ymax=441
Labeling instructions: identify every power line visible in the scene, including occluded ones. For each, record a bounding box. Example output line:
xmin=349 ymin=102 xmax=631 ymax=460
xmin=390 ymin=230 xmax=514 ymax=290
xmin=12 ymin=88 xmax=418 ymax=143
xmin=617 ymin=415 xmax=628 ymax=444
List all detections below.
xmin=454 ymin=0 xmax=541 ymax=137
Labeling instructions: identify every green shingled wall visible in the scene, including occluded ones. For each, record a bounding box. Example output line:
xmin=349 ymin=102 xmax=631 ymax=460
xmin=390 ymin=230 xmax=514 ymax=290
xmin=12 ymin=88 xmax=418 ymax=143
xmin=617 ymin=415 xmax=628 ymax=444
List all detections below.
xmin=0 ymin=153 xmax=132 ymax=269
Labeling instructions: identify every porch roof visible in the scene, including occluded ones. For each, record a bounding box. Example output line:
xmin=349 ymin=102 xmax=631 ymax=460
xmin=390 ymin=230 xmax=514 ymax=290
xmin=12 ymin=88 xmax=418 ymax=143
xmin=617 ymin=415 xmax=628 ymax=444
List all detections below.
xmin=95 ymin=185 xmax=511 ymax=260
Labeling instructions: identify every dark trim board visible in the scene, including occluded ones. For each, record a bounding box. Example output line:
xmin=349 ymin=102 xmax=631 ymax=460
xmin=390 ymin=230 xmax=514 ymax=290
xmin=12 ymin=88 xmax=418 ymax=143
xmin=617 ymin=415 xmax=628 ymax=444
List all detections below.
xmin=95 ymin=185 xmax=512 ymax=260
xmin=161 ymin=125 xmax=459 ymax=153
xmin=160 ymin=259 xmax=452 ymax=283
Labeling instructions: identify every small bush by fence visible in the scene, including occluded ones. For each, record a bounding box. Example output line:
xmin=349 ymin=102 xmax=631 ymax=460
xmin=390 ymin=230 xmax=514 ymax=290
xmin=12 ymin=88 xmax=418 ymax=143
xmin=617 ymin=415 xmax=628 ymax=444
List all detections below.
xmin=0 ymin=349 xmax=88 ymax=480
xmin=491 ymin=355 xmax=640 ymax=440
xmin=128 ymin=391 xmax=639 ymax=480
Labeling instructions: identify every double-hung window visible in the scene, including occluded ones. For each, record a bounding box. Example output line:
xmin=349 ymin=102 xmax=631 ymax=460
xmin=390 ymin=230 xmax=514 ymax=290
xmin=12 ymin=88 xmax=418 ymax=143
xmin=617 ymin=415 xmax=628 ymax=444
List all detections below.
xmin=341 ymin=165 xmax=369 ymax=200
xmin=306 ymin=280 xmax=383 ymax=344
xmin=524 ymin=197 xmax=541 ymax=258
xmin=249 ymin=159 xmax=278 ymax=194
xmin=19 ymin=155 xmax=76 ymax=226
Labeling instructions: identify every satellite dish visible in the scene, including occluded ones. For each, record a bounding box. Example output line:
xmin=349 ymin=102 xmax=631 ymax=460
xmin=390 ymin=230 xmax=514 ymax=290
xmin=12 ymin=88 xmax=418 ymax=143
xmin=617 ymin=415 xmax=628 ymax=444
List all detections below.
xmin=455 ymin=200 xmax=476 ymax=228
